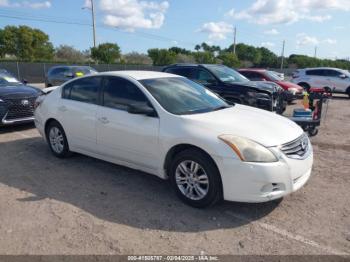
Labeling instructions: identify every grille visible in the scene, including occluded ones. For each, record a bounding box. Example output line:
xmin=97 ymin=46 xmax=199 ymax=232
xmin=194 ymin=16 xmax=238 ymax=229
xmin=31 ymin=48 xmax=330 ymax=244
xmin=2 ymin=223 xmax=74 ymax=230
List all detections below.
xmin=3 ymin=97 xmax=36 ymax=120
xmin=280 ymin=134 xmax=309 ymax=159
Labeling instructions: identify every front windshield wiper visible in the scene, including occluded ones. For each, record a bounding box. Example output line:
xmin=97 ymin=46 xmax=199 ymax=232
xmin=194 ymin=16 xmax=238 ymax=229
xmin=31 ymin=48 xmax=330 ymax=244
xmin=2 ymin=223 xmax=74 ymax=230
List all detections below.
xmin=212 ymin=105 xmax=232 ymax=111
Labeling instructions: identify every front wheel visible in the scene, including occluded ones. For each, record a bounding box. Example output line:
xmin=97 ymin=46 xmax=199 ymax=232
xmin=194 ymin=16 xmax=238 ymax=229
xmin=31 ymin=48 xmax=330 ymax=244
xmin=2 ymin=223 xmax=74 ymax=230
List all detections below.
xmin=46 ymin=121 xmax=71 ymax=158
xmin=169 ymin=149 xmax=223 ymax=208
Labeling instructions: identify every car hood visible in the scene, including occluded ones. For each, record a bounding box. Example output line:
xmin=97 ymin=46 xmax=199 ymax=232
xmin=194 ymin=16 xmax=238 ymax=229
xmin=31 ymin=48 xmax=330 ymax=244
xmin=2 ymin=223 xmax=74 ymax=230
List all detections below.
xmin=182 ymin=104 xmax=303 ymax=147
xmin=225 ymin=81 xmax=273 ymax=94
xmin=276 ymin=81 xmax=303 ymax=91
xmin=0 ymin=84 xmax=41 ymax=99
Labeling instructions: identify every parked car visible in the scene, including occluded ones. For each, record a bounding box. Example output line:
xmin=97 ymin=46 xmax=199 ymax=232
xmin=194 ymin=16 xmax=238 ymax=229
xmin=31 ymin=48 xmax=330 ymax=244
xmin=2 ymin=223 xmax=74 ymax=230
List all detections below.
xmin=0 ymin=70 xmax=42 ymax=126
xmin=34 ymin=71 xmax=313 ymax=207
xmin=45 ymin=66 xmax=98 ymax=87
xmin=238 ymin=69 xmax=303 ymax=100
xmin=162 ymin=64 xmax=285 ymax=113
xmin=291 ymin=67 xmax=350 ymax=97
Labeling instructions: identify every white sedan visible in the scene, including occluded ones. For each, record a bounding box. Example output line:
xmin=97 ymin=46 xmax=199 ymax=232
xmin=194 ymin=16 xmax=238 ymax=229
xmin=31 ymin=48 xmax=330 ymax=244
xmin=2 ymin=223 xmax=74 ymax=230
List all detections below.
xmin=34 ymin=71 xmax=313 ymax=207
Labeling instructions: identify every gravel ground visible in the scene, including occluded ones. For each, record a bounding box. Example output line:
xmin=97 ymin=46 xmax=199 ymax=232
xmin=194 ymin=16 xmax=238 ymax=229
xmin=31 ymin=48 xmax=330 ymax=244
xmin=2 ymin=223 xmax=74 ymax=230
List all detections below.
xmin=0 ymin=96 xmax=349 ymax=255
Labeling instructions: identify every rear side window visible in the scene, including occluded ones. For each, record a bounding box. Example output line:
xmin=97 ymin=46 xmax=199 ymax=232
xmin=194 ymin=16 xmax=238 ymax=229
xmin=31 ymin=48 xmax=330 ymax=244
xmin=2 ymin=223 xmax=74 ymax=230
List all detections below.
xmin=241 ymin=71 xmax=264 ymax=81
xmin=306 ymin=69 xmax=325 ymax=76
xmin=164 ymin=67 xmax=196 ymax=79
xmin=49 ymin=67 xmax=69 ymax=76
xmin=323 ymin=70 xmax=342 ymax=77
xmin=62 ymin=76 xmax=101 ymax=104
xmin=102 ymin=77 xmax=149 ymax=111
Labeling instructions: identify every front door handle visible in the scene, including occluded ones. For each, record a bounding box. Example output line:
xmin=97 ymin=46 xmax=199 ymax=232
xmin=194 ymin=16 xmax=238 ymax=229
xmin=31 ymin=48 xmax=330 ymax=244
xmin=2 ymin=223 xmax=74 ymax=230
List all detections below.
xmin=98 ymin=117 xmax=110 ymax=124
xmin=58 ymin=106 xmax=67 ymax=112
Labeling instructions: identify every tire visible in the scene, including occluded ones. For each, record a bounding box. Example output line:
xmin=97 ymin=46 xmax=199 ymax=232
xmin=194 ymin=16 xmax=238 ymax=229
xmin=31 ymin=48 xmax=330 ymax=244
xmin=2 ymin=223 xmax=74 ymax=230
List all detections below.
xmin=347 ymin=87 xmax=350 ymax=98
xmin=45 ymin=121 xmax=71 ymax=158
xmin=298 ymin=82 xmax=310 ymax=92
xmin=169 ymin=149 xmax=223 ymax=208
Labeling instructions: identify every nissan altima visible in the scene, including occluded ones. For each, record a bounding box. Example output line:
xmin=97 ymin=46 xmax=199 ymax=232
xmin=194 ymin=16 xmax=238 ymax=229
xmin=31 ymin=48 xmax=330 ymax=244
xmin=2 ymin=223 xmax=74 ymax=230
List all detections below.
xmin=34 ymin=71 xmax=313 ymax=207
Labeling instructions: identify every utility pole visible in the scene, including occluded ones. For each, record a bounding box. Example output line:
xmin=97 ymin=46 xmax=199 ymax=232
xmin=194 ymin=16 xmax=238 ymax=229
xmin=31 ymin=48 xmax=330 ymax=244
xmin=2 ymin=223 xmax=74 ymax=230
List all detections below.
xmin=91 ymin=0 xmax=96 ymax=48
xmin=233 ymin=26 xmax=237 ymax=54
xmin=314 ymin=46 xmax=317 ymax=58
xmin=280 ymin=40 xmax=285 ymax=70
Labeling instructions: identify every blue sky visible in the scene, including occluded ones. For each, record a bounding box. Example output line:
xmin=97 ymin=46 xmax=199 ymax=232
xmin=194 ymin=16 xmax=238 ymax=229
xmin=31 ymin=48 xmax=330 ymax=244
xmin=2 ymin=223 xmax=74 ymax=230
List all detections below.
xmin=0 ymin=0 xmax=349 ymax=59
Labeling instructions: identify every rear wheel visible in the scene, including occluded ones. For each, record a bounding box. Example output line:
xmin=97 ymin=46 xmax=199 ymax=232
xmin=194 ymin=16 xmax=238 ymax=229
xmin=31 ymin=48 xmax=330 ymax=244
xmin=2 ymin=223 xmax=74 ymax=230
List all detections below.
xmin=169 ymin=149 xmax=223 ymax=208
xmin=347 ymin=87 xmax=350 ymax=98
xmin=46 ymin=121 xmax=71 ymax=158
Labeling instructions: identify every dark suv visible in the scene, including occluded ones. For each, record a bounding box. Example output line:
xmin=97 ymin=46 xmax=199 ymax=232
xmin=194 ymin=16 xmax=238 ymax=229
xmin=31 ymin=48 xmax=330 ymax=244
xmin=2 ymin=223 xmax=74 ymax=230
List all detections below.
xmin=163 ymin=64 xmax=284 ymax=113
xmin=45 ymin=66 xmax=98 ymax=87
xmin=0 ymin=70 xmax=42 ymax=126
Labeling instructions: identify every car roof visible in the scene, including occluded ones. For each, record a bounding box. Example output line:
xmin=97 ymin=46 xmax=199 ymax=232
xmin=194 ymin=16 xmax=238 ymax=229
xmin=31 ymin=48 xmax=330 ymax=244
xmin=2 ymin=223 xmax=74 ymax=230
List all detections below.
xmin=49 ymin=65 xmax=92 ymax=70
xmin=165 ymin=63 xmax=227 ymax=68
xmin=302 ymin=67 xmax=344 ymax=71
xmin=239 ymin=68 xmax=266 ymax=72
xmin=98 ymin=70 xmax=181 ymax=80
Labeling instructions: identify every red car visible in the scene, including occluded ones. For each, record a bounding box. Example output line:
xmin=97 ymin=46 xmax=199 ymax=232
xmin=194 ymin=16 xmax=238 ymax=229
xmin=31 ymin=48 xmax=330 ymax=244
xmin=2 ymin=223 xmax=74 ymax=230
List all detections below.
xmin=238 ymin=69 xmax=304 ymax=96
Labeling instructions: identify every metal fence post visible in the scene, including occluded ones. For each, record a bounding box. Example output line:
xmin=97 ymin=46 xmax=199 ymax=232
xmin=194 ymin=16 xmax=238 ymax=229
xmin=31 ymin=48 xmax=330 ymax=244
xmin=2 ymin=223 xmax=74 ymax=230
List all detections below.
xmin=16 ymin=61 xmax=20 ymax=80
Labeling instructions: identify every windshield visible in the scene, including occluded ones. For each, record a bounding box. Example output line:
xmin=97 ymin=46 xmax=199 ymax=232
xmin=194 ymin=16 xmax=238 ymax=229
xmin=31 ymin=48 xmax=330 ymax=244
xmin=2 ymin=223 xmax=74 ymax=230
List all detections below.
xmin=267 ymin=71 xmax=283 ymax=81
xmin=204 ymin=65 xmax=249 ymax=83
xmin=141 ymin=77 xmax=230 ymax=115
xmin=0 ymin=73 xmax=21 ymax=86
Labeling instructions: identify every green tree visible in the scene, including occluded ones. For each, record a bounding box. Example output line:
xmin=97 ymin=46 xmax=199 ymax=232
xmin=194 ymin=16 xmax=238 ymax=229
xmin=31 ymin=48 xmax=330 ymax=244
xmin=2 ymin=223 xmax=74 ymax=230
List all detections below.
xmin=218 ymin=52 xmax=240 ymax=68
xmin=55 ymin=45 xmax=86 ymax=62
xmin=91 ymin=43 xmax=121 ymax=64
xmin=123 ymin=52 xmax=152 ymax=65
xmin=0 ymin=25 xmax=54 ymax=61
xmin=193 ymin=51 xmax=217 ymax=64
xmin=257 ymin=47 xmax=278 ymax=68
xmin=168 ymin=46 xmax=191 ymax=55
xmin=147 ymin=48 xmax=176 ymax=66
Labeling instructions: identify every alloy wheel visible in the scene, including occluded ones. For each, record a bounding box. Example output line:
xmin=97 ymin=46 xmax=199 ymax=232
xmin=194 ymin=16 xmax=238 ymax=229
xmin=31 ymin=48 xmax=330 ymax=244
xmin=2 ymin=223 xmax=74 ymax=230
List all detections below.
xmin=175 ymin=160 xmax=209 ymax=200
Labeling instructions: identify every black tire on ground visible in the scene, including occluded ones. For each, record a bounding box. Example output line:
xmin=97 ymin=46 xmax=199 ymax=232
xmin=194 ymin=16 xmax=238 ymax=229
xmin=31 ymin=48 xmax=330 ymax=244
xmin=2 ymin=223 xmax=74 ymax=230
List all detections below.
xmin=347 ymin=87 xmax=350 ymax=98
xmin=45 ymin=120 xmax=71 ymax=158
xmin=169 ymin=148 xmax=223 ymax=208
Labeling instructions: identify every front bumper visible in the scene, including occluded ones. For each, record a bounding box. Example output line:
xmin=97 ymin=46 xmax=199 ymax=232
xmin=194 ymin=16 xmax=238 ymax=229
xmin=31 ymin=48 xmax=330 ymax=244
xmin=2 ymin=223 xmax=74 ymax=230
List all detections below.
xmin=213 ymin=145 xmax=313 ymax=203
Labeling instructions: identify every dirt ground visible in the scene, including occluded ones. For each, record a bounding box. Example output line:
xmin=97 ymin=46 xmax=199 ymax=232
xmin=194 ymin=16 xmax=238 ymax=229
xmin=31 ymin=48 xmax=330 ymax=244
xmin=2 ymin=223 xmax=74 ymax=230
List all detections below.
xmin=0 ymin=96 xmax=349 ymax=255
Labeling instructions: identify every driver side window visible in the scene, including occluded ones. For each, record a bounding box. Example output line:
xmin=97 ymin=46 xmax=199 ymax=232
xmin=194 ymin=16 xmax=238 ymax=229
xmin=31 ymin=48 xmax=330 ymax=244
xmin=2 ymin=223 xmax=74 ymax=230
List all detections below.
xmin=194 ymin=69 xmax=216 ymax=85
xmin=102 ymin=77 xmax=149 ymax=111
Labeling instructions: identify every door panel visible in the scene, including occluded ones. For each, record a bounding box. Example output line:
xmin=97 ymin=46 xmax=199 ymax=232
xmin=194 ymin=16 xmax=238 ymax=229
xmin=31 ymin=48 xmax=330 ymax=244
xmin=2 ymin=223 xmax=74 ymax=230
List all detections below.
xmin=96 ymin=76 xmax=160 ymax=170
xmin=96 ymin=107 xmax=160 ymax=169
xmin=57 ymin=76 xmax=101 ymax=152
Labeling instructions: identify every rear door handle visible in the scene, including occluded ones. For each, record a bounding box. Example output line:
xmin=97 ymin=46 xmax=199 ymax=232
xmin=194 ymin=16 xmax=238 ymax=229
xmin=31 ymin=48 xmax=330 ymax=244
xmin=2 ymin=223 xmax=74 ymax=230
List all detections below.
xmin=58 ymin=106 xmax=67 ymax=112
xmin=98 ymin=117 xmax=110 ymax=124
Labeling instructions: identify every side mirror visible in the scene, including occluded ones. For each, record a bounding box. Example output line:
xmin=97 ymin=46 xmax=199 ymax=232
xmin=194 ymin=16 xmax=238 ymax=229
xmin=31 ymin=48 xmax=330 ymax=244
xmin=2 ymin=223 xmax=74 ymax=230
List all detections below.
xmin=22 ymin=79 xmax=28 ymax=85
xmin=63 ymin=72 xmax=74 ymax=78
xmin=127 ymin=104 xmax=156 ymax=116
xmin=339 ymin=74 xmax=347 ymax=79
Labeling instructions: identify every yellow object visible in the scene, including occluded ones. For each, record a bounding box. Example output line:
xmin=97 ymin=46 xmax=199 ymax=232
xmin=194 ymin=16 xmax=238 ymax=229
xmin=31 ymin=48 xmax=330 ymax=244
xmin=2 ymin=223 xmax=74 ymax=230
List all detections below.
xmin=75 ymin=72 xmax=84 ymax=77
xmin=302 ymin=92 xmax=309 ymax=109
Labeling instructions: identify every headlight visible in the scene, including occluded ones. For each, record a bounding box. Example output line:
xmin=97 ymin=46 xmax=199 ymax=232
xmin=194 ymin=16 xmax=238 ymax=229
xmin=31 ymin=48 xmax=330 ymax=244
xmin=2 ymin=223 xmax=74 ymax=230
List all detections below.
xmin=218 ymin=135 xmax=278 ymax=162
xmin=0 ymin=98 xmax=3 ymax=103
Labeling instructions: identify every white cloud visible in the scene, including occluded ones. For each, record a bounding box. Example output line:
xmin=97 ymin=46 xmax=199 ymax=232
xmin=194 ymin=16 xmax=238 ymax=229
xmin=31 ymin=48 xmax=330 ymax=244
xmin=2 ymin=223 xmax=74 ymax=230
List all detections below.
xmin=263 ymin=28 xmax=279 ymax=35
xmin=228 ymin=0 xmax=350 ymax=25
xmin=296 ymin=33 xmax=338 ymax=46
xmin=261 ymin=42 xmax=275 ymax=48
xmin=304 ymin=15 xmax=332 ymax=22
xmin=323 ymin=38 xmax=337 ymax=44
xmin=98 ymin=0 xmax=169 ymax=31
xmin=198 ymin=21 xmax=233 ymax=40
xmin=225 ymin=8 xmax=235 ymax=17
xmin=296 ymin=33 xmax=319 ymax=46
xmin=0 ymin=0 xmax=51 ymax=8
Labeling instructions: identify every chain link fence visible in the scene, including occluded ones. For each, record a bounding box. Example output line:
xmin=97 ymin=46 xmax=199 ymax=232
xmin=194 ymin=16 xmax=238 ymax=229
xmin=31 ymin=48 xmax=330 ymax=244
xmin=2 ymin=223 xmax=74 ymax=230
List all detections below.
xmin=0 ymin=62 xmax=164 ymax=83
xmin=0 ymin=61 xmax=296 ymax=83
